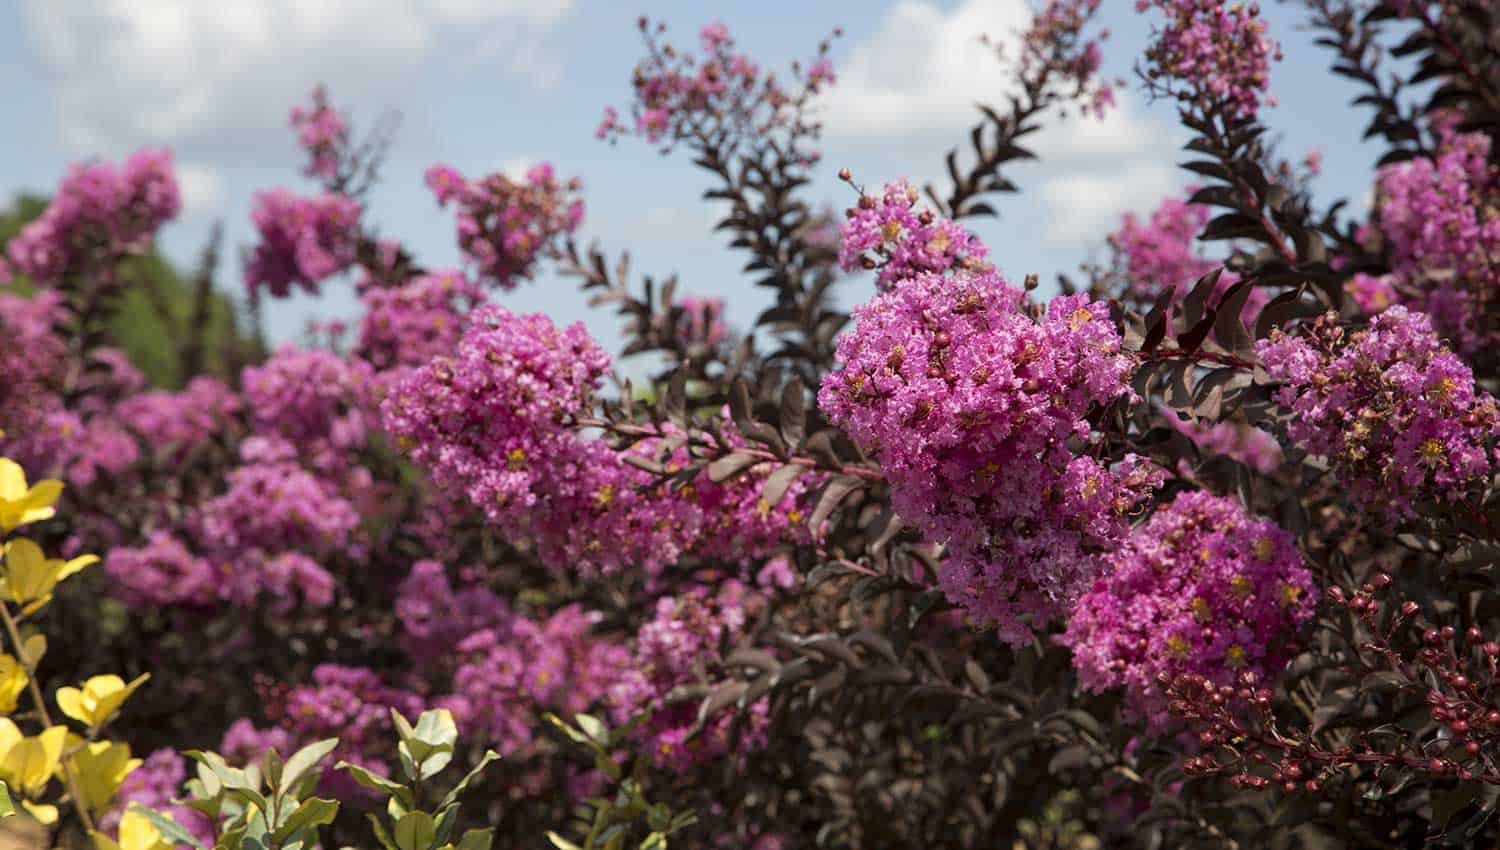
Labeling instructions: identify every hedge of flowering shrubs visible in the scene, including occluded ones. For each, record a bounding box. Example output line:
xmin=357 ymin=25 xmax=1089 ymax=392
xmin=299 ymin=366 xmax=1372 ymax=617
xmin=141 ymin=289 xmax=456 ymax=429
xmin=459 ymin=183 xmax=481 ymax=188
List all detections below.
xmin=0 ymin=1 xmax=1499 ymax=847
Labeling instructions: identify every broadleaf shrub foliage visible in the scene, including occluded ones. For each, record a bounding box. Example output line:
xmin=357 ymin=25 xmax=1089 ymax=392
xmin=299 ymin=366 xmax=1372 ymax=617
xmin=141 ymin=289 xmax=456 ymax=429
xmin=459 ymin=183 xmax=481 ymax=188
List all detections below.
xmin=2 ymin=2 xmax=1500 ymax=847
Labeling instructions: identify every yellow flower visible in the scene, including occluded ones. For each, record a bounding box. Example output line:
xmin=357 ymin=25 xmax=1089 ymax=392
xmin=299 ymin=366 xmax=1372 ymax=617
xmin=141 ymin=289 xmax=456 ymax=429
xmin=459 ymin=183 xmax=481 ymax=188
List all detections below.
xmin=0 ymin=654 xmax=27 ymax=714
xmin=56 ymin=674 xmax=150 ymax=731
xmin=70 ymin=740 xmax=140 ymax=816
xmin=92 ymin=809 xmax=174 ymax=850
xmin=0 ymin=461 xmax=63 ymax=534
xmin=1225 ymin=645 xmax=1248 ymax=668
xmin=0 ymin=538 xmax=98 ymax=606
xmin=0 ymin=720 xmax=66 ymax=819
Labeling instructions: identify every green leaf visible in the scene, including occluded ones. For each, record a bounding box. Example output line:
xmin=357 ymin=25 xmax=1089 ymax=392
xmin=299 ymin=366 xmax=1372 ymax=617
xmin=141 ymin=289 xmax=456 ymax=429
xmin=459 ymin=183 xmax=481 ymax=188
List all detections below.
xmin=261 ymin=748 xmax=283 ymax=792
xmin=0 ymin=781 xmax=13 ymax=818
xmin=546 ymin=833 xmax=584 ymax=850
xmin=390 ymin=709 xmax=416 ymax=742
xmin=456 ymin=829 xmax=493 ymax=850
xmin=640 ymin=833 xmax=667 ymax=850
xmin=411 ymin=709 xmax=458 ymax=749
xmin=393 ymin=811 xmax=436 ymax=850
xmin=186 ymin=751 xmax=253 ymax=792
xmin=543 ymin=714 xmax=589 ymax=745
xmin=281 ymin=739 xmax=339 ymax=791
xmin=366 ymin=814 xmax=399 ymax=850
xmin=129 ymin=805 xmax=209 ymax=850
xmin=337 ymin=761 xmax=411 ymax=805
xmin=437 ymin=750 xmax=500 ymax=810
xmin=270 ymin=798 xmax=339 ymax=843
xmin=575 ymin=714 xmax=608 ymax=745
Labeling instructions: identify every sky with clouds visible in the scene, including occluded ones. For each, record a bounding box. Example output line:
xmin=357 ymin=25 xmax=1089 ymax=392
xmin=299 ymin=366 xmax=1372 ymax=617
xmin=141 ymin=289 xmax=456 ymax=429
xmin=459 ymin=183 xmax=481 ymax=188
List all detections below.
xmin=1 ymin=0 xmax=1392 ymax=358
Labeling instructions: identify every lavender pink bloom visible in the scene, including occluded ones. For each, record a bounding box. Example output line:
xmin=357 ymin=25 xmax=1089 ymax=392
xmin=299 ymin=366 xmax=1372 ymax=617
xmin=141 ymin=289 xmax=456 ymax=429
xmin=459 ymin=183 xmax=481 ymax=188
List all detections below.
xmin=1063 ymin=491 xmax=1317 ymax=725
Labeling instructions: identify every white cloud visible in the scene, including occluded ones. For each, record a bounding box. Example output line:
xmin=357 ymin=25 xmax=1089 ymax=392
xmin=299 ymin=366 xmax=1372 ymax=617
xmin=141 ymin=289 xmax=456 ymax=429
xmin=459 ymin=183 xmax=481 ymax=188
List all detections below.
xmin=823 ymin=0 xmax=1028 ymax=142
xmin=21 ymin=0 xmax=576 ymax=159
xmin=174 ymin=162 xmax=225 ymax=216
xmin=824 ymin=0 xmax=1189 ymax=247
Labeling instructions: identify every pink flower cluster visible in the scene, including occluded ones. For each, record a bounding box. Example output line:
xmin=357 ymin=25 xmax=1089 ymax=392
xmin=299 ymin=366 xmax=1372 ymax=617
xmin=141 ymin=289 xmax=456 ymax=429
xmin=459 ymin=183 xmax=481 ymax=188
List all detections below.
xmin=3 ymin=149 xmax=180 ymax=284
xmin=819 ymin=270 xmax=1159 ymax=642
xmin=442 ymin=605 xmax=630 ymax=757
xmin=381 ymin=304 xmax=609 ymax=532
xmin=1017 ymin=0 xmax=1117 ymax=118
xmin=394 ymin=560 xmax=508 ymax=665
xmin=242 ymin=346 xmax=372 ymax=464
xmin=104 ymin=531 xmax=218 ymax=609
xmin=839 ymin=180 xmax=991 ymax=289
xmin=290 ymin=85 xmax=349 ymax=183
xmin=607 ymin=584 xmax=767 ymax=772
xmin=1062 ymin=491 xmax=1317 ymax=724
xmin=1105 ymin=190 xmax=1267 ymax=325
xmin=116 ymin=377 xmax=242 ymax=459
xmin=244 ymin=189 xmax=363 ymax=299
xmin=1163 ymin=411 xmax=1282 ymax=474
xmin=1258 ymin=307 xmax=1498 ymax=517
xmin=598 ymin=20 xmax=833 ymax=152
xmin=1139 ymin=0 xmax=1281 ymax=118
xmin=230 ymin=665 xmax=423 ymax=792
xmin=424 ymin=163 xmax=583 ymax=291
xmin=102 ymin=749 xmax=214 ymax=849
xmin=356 ymin=270 xmax=484 ymax=372
xmin=666 ymin=294 xmax=730 ymax=351
xmin=1365 ymin=129 xmax=1500 ymax=355
xmin=1108 ymin=192 xmax=1218 ymax=305
xmin=384 ymin=307 xmax=817 ymax=575
xmin=195 ymin=462 xmax=360 ymax=559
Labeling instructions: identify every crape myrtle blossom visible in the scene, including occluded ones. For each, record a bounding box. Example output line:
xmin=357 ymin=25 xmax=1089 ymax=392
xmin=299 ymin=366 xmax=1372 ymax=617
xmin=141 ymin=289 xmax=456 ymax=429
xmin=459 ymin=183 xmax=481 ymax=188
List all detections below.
xmin=1139 ymin=0 xmax=1281 ymax=118
xmin=1062 ymin=491 xmax=1317 ymax=725
xmin=606 ymin=583 xmax=768 ymax=772
xmin=383 ymin=307 xmax=818 ymax=577
xmin=290 ymin=84 xmax=350 ymax=183
xmin=440 ymin=605 xmax=630 ymax=758
xmin=424 ymin=162 xmax=583 ymax=291
xmin=1364 ymin=128 xmax=1500 ymax=356
xmin=244 ymin=189 xmax=363 ymax=299
xmin=819 ymin=269 xmax=1160 ymax=643
xmin=5 ymin=149 xmax=180 ymax=284
xmin=1258 ymin=307 xmax=1498 ymax=518
xmin=355 ymin=270 xmax=483 ymax=373
xmin=838 ymin=180 xmax=991 ymax=290
xmin=598 ymin=19 xmax=836 ymax=160
xmin=1013 ymin=0 xmax=1119 ymax=119
xmin=1104 ymin=189 xmax=1267 ymax=326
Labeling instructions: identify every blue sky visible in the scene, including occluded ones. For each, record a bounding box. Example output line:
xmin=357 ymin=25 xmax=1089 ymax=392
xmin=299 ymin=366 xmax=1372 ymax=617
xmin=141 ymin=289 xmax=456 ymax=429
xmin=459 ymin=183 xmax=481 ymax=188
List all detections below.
xmin=2 ymin=0 xmax=1393 ymax=361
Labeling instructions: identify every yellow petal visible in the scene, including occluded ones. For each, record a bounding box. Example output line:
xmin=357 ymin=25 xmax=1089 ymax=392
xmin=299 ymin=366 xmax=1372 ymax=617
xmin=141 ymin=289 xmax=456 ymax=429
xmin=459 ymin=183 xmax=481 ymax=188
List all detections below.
xmin=56 ymin=687 xmax=86 ymax=726
xmin=20 ymin=480 xmax=62 ymax=514
xmin=118 ymin=810 xmax=172 ymax=850
xmin=2 ymin=539 xmax=55 ymax=605
xmin=0 ymin=719 xmax=20 ymax=762
xmin=0 ymin=655 xmax=27 ymax=714
xmin=0 ymin=461 xmax=26 ymax=503
xmin=58 ymin=554 xmax=99 ymax=582
xmin=92 ymin=830 xmax=124 ymax=850
xmin=20 ymin=801 xmax=56 ymax=825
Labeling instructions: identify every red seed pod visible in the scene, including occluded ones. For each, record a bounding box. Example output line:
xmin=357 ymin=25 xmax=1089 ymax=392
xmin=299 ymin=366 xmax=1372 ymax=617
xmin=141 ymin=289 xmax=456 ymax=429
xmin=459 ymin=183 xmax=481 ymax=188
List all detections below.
xmin=1425 ymin=629 xmax=1444 ymax=646
xmin=1304 ymin=780 xmax=1320 ymax=792
xmin=1453 ymin=719 xmax=1470 ymax=734
xmin=837 ymin=167 xmax=852 ymax=181
xmin=1370 ymin=573 xmax=1392 ymax=590
xmin=1442 ymin=626 xmax=1457 ymax=641
xmin=1453 ymin=675 xmax=1471 ymax=690
xmin=1283 ymin=782 xmax=1297 ymax=793
xmin=1486 ymin=643 xmax=1500 ymax=657
xmin=1430 ymin=758 xmax=1448 ymax=774
xmin=1487 ymin=711 xmax=1500 ymax=726
xmin=1467 ymin=741 xmax=1482 ymax=755
xmin=1402 ymin=601 xmax=1421 ymax=617
xmin=1467 ymin=627 xmax=1484 ymax=644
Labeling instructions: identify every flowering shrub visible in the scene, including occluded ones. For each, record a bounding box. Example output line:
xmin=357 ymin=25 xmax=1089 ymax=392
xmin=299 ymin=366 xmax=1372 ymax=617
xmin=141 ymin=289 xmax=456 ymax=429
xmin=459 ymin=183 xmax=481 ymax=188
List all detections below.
xmin=3 ymin=3 xmax=1500 ymax=848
